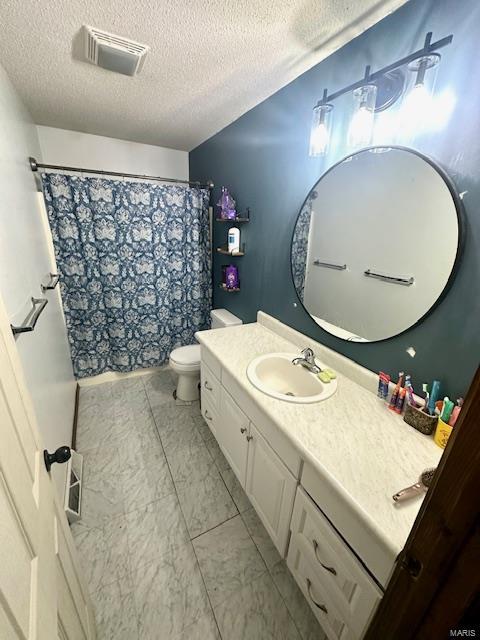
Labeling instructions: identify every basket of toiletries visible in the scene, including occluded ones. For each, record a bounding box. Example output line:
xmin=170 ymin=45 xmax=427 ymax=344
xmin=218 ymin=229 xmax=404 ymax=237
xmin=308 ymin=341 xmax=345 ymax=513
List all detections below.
xmin=403 ymin=402 xmax=437 ymax=435
xmin=378 ymin=371 xmax=463 ymax=446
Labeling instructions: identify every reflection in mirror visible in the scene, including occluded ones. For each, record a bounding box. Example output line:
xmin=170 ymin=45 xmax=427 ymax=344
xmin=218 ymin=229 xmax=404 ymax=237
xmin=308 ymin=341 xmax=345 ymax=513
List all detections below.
xmin=291 ymin=147 xmax=461 ymax=342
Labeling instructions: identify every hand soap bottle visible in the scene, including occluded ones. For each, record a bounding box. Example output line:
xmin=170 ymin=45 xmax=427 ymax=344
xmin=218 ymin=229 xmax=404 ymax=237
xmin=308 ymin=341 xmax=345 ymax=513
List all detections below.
xmin=228 ymin=227 xmax=240 ymax=254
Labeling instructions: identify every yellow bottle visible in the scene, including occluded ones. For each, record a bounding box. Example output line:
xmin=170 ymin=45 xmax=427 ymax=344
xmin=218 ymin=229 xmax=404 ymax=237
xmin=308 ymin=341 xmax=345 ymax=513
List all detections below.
xmin=434 ymin=418 xmax=453 ymax=449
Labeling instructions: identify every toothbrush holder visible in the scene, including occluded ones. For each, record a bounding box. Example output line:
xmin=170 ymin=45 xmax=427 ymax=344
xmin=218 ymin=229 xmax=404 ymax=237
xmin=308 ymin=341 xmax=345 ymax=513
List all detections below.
xmin=403 ymin=402 xmax=437 ymax=436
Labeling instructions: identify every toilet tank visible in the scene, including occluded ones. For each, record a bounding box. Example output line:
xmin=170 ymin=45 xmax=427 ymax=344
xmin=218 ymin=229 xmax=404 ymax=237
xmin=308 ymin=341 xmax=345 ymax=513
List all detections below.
xmin=210 ymin=308 xmax=243 ymax=329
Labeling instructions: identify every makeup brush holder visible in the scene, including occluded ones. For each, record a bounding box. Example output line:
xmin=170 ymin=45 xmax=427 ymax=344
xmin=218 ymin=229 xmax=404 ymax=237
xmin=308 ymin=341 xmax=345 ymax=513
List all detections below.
xmin=403 ymin=402 xmax=437 ymax=435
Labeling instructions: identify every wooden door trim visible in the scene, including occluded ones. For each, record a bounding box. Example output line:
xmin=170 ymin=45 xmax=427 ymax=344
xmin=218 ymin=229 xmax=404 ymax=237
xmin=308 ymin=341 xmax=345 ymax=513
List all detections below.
xmin=365 ymin=367 xmax=480 ymax=639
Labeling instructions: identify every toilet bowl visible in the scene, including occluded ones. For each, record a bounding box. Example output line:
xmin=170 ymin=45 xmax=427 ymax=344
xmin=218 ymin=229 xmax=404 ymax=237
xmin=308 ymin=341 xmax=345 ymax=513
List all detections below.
xmin=169 ymin=309 xmax=242 ymax=401
xmin=169 ymin=344 xmax=201 ymax=402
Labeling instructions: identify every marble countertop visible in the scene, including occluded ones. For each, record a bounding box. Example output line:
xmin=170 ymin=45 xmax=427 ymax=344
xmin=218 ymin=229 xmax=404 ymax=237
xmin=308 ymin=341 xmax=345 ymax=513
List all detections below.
xmin=196 ymin=318 xmax=443 ymax=562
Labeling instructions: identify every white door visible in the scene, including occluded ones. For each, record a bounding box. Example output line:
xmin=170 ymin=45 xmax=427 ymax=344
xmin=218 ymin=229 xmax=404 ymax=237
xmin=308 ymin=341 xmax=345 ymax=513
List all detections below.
xmin=0 ymin=294 xmax=96 ymax=639
xmin=218 ymin=388 xmax=249 ymax=485
xmin=245 ymin=422 xmax=297 ymax=556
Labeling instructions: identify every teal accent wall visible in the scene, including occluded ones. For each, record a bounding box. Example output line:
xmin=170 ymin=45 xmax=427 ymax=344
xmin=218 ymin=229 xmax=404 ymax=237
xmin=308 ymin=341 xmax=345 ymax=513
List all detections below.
xmin=190 ymin=0 xmax=480 ymax=399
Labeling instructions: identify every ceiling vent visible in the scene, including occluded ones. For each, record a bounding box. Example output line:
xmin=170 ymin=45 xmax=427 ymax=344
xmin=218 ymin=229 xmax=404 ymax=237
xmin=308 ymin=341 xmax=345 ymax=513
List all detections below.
xmin=83 ymin=26 xmax=149 ymax=76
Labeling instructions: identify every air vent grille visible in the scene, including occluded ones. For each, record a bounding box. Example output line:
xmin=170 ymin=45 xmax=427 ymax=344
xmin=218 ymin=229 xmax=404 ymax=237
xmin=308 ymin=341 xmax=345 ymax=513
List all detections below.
xmin=84 ymin=25 xmax=149 ymax=76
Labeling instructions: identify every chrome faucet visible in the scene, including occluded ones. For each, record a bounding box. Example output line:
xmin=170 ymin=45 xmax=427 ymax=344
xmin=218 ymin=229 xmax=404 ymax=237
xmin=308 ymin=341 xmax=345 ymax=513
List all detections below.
xmin=292 ymin=348 xmax=320 ymax=374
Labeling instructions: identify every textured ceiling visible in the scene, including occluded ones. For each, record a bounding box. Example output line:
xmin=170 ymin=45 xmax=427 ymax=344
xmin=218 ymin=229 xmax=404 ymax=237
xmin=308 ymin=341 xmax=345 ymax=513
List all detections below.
xmin=0 ymin=0 xmax=407 ymax=151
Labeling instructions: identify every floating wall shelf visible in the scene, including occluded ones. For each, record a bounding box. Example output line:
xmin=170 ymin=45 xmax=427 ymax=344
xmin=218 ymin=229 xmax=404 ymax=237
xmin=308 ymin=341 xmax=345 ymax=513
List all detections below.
xmin=219 ymin=284 xmax=241 ymax=293
xmin=215 ymin=217 xmax=250 ymax=223
xmin=216 ymin=243 xmax=245 ymax=256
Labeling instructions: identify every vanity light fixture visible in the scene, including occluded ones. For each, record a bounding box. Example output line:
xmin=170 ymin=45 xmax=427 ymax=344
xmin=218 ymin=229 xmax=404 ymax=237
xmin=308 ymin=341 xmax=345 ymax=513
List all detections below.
xmin=309 ymin=90 xmax=334 ymax=156
xmin=308 ymin=31 xmax=452 ymax=156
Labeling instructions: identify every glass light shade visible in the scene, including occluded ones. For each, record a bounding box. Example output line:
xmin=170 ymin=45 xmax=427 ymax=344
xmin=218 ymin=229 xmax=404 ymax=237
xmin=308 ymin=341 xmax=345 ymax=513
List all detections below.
xmin=309 ymin=103 xmax=333 ymax=156
xmin=397 ymin=53 xmax=440 ymax=142
xmin=347 ymin=84 xmax=377 ymax=149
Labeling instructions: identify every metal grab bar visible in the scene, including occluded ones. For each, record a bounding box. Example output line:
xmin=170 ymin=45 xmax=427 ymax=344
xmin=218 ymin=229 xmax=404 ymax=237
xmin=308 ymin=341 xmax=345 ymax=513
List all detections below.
xmin=11 ymin=298 xmax=48 ymax=335
xmin=313 ymin=260 xmax=347 ymax=271
xmin=364 ymin=269 xmax=414 ymax=286
xmin=41 ymin=273 xmax=60 ymax=292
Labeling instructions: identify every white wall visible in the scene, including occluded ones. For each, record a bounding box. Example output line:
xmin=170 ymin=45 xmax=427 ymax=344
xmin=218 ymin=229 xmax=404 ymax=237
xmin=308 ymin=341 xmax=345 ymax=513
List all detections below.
xmin=36 ymin=126 xmax=189 ymax=180
xmin=0 ymin=64 xmax=76 ymax=496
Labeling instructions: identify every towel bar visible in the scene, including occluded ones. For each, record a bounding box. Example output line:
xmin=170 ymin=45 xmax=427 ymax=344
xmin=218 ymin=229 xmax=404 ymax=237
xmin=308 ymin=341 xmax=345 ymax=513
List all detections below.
xmin=41 ymin=273 xmax=60 ymax=292
xmin=313 ymin=260 xmax=347 ymax=270
xmin=11 ymin=297 xmax=48 ymax=335
xmin=364 ymin=269 xmax=414 ymax=286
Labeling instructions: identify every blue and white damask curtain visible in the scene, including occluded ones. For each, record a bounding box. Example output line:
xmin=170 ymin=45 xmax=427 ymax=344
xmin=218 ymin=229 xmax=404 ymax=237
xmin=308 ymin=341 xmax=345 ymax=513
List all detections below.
xmin=42 ymin=173 xmax=211 ymax=378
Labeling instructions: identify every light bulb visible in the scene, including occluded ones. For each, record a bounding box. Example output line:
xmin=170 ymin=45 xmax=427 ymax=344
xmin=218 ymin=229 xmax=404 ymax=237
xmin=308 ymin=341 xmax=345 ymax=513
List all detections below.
xmin=348 ymin=106 xmax=375 ymax=148
xmin=309 ymin=103 xmax=333 ymax=156
xmin=398 ymin=53 xmax=441 ymax=141
xmin=348 ymin=84 xmax=377 ymax=149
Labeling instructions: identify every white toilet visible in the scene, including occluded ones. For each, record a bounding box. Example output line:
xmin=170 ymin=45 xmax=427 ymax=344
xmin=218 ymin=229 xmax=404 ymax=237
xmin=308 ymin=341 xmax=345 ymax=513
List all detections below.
xmin=169 ymin=308 xmax=242 ymax=401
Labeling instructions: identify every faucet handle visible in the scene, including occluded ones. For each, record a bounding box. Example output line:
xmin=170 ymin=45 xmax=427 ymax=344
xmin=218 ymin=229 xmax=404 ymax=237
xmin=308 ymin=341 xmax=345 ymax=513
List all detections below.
xmin=301 ymin=347 xmax=315 ymax=363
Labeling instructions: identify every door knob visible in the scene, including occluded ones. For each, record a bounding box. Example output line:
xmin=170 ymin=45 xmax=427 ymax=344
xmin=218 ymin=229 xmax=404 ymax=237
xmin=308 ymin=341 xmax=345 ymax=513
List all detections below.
xmin=44 ymin=446 xmax=71 ymax=472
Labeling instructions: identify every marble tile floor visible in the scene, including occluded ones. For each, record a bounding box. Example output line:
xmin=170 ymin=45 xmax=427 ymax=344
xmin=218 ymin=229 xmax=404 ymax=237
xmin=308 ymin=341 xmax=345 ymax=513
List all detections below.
xmin=72 ymin=368 xmax=326 ymax=640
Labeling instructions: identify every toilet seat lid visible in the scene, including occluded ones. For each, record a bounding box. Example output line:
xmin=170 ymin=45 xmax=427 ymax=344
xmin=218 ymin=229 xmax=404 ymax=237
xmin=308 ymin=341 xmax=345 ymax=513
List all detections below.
xmin=170 ymin=344 xmax=201 ymax=366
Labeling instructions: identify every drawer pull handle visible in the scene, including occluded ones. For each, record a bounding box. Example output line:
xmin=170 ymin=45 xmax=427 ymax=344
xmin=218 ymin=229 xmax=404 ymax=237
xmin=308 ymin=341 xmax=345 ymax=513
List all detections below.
xmin=246 ymin=435 xmax=253 ymax=441
xmin=240 ymin=427 xmax=247 ymax=434
xmin=204 ymin=381 xmax=213 ymax=391
xmin=204 ymin=410 xmax=213 ymax=421
xmin=306 ymin=579 xmax=328 ymax=614
xmin=313 ymin=539 xmax=337 ymax=576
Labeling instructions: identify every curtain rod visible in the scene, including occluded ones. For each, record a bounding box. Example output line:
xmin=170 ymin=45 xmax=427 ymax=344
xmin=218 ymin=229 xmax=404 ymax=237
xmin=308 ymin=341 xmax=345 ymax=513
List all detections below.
xmin=29 ymin=157 xmax=213 ymax=189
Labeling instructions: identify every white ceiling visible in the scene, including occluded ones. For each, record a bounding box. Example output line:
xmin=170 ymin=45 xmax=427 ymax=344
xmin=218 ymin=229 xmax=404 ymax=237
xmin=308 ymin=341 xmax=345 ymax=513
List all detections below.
xmin=0 ymin=0 xmax=407 ymax=151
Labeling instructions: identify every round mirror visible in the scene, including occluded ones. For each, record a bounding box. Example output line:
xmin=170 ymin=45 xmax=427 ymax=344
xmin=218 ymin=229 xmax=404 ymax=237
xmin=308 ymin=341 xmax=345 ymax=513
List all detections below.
xmin=291 ymin=147 xmax=462 ymax=342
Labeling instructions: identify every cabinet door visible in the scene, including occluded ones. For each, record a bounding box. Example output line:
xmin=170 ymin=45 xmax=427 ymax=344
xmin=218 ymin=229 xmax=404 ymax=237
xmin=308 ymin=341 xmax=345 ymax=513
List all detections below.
xmin=245 ymin=422 xmax=297 ymax=556
xmin=218 ymin=387 xmax=249 ymax=486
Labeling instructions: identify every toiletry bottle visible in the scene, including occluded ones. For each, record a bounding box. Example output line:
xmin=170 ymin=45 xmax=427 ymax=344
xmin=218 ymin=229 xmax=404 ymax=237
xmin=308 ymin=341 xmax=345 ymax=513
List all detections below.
xmin=228 ymin=227 xmax=240 ymax=254
xmin=428 ymin=380 xmax=441 ymax=415
xmin=388 ymin=372 xmax=404 ymax=411
xmin=394 ymin=387 xmax=406 ymax=414
xmin=225 ymin=265 xmax=239 ymax=289
xmin=377 ymin=372 xmax=390 ymax=400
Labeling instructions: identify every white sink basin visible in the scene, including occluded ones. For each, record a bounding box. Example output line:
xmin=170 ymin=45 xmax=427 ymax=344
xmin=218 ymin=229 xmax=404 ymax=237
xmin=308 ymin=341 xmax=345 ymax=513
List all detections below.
xmin=246 ymin=353 xmax=337 ymax=403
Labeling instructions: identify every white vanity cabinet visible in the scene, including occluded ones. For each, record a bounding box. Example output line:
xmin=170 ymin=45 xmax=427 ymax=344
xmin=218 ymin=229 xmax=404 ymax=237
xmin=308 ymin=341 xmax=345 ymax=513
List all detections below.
xmin=245 ymin=423 xmax=297 ymax=556
xmin=199 ymin=347 xmax=383 ymax=640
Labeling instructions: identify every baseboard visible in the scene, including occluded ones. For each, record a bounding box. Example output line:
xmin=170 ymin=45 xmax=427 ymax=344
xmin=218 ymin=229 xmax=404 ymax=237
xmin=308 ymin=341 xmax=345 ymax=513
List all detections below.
xmin=71 ymin=383 xmax=80 ymax=449
xmin=77 ymin=365 xmax=169 ymax=387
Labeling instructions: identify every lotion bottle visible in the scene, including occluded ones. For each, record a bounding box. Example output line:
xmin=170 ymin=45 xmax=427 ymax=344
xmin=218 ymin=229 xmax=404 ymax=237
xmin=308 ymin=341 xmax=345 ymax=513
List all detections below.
xmin=228 ymin=227 xmax=240 ymax=254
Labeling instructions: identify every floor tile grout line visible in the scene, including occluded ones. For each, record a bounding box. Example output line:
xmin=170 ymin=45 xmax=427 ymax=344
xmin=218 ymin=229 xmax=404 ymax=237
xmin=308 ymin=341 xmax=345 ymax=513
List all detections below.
xmin=143 ymin=376 xmax=272 ymax=637
xmin=189 ymin=511 xmax=240 ymax=541
xmin=190 ymin=536 xmax=225 ymax=640
xmin=142 ymin=374 xmax=223 ymax=636
xmin=236 ymin=509 xmax=308 ymax=640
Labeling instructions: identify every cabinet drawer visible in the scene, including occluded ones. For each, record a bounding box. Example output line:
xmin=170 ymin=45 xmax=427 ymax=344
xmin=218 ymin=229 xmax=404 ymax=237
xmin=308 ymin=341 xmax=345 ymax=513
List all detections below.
xmin=290 ymin=488 xmax=382 ymax=636
xmin=201 ymin=362 xmax=221 ymax=411
xmin=301 ymin=462 xmax=393 ymax=587
xmin=201 ymin=392 xmax=220 ymax=441
xmin=288 ymin=535 xmax=355 ymax=640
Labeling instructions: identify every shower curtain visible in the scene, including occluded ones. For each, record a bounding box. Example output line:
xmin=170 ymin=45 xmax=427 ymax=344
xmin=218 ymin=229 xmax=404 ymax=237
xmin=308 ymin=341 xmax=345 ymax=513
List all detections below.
xmin=42 ymin=173 xmax=211 ymax=378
